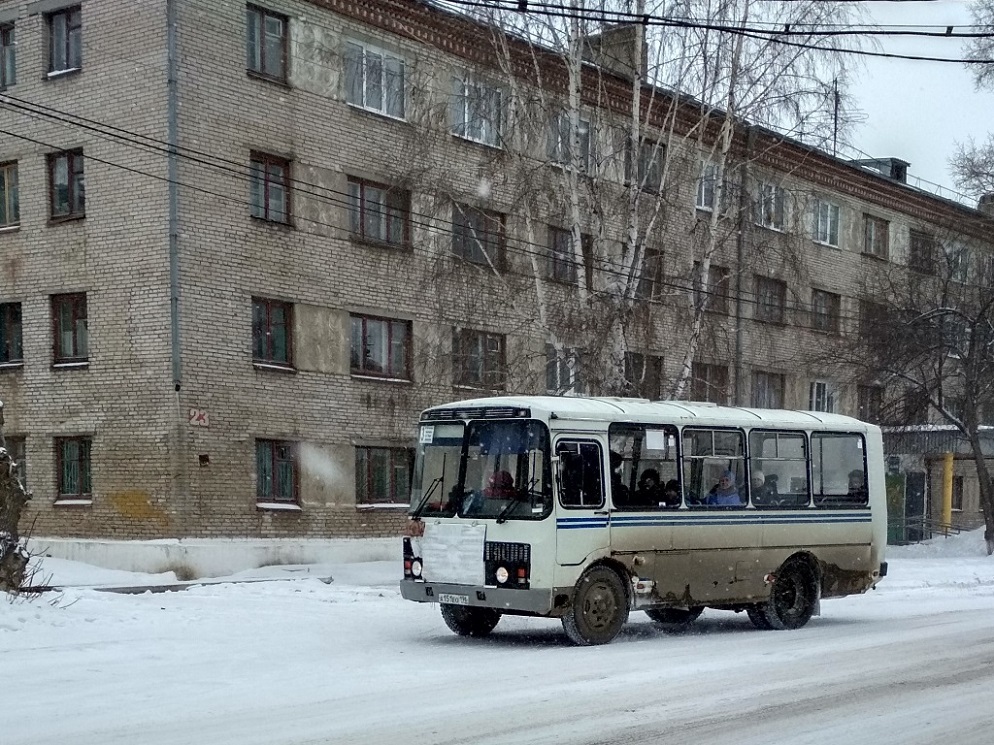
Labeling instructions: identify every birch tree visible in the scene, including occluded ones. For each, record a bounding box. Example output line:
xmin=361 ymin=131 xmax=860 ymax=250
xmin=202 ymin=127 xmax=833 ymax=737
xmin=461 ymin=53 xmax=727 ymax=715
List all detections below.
xmin=953 ymin=0 xmax=994 ymax=195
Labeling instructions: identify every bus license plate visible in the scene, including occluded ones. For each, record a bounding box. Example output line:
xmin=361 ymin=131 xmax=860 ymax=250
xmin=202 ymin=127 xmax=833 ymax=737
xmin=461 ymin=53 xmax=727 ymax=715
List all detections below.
xmin=439 ymin=593 xmax=469 ymax=605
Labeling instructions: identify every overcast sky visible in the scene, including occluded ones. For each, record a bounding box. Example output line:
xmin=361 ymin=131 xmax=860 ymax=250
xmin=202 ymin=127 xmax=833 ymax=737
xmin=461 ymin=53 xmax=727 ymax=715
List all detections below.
xmin=852 ymin=0 xmax=991 ymax=199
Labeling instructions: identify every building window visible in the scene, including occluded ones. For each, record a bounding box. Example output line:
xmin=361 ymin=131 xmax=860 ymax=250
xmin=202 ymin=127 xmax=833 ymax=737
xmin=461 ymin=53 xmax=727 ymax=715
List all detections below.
xmin=355 ymin=446 xmax=412 ymax=504
xmin=624 ymin=352 xmax=663 ymax=399
xmin=5 ymin=436 xmax=25 ymax=490
xmin=636 ymin=246 xmax=664 ymax=301
xmin=952 ymin=475 xmax=964 ymax=512
xmin=811 ymin=289 xmax=841 ymax=334
xmin=808 ymin=380 xmax=837 ymax=413
xmin=48 ymin=149 xmax=84 ymax=219
xmin=256 ymin=439 xmax=297 ymax=503
xmin=344 ymin=40 xmax=405 ymax=119
xmin=756 ymin=182 xmax=785 ymax=230
xmin=755 ymin=275 xmax=786 ymax=323
xmin=51 ymin=293 xmax=87 ymax=363
xmin=548 ymin=110 xmax=591 ymax=171
xmin=347 ymin=177 xmax=410 ymax=247
xmin=56 ymin=436 xmax=91 ymax=498
xmin=945 ymin=243 xmax=971 ymax=283
xmin=452 ymin=204 xmax=504 ymax=268
xmin=629 ymin=139 xmax=664 ymax=192
xmin=0 ymin=302 xmax=22 ymax=364
xmin=691 ymin=362 xmax=729 ymax=404
xmin=548 ymin=227 xmax=575 ymax=283
xmin=863 ymin=215 xmax=889 ymax=259
xmin=693 ymin=262 xmax=731 ymax=314
xmin=813 ymin=198 xmax=840 ymax=247
xmin=696 ymin=160 xmax=720 ymax=211
xmin=350 ymin=314 xmax=411 ymax=379
xmin=249 ymin=152 xmax=290 ymax=223
xmin=246 ymin=5 xmax=287 ymax=82
xmin=47 ymin=6 xmax=81 ymax=74
xmin=0 ymin=162 xmax=18 ymax=227
xmin=752 ymin=371 xmax=784 ymax=408
xmin=546 ymin=345 xmax=583 ymax=396
xmin=453 ymin=327 xmax=505 ymax=389
xmin=858 ymin=384 xmax=883 ymax=423
xmin=1 ymin=24 xmax=15 ymax=88
xmin=251 ymin=297 xmax=292 ymax=366
xmin=909 ymin=229 xmax=936 ymax=273
xmin=451 ymin=76 xmax=503 ymax=147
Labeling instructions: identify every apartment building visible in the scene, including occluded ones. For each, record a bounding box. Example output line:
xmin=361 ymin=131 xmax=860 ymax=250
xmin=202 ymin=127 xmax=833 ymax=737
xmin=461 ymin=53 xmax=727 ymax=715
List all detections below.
xmin=1 ymin=0 xmax=992 ymax=541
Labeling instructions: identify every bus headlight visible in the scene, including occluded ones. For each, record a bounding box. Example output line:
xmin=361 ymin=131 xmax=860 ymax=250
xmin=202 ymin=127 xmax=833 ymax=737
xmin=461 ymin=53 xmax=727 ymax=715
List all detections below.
xmin=495 ymin=566 xmax=509 ymax=584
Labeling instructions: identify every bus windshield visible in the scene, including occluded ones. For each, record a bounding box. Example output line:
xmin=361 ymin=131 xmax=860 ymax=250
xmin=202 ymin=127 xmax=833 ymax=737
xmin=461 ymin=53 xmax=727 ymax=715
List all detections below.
xmin=410 ymin=419 xmax=552 ymax=520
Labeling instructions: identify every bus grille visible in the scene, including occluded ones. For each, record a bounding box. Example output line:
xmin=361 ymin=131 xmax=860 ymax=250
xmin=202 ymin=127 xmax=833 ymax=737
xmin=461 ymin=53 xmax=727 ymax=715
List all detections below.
xmin=484 ymin=541 xmax=531 ymax=589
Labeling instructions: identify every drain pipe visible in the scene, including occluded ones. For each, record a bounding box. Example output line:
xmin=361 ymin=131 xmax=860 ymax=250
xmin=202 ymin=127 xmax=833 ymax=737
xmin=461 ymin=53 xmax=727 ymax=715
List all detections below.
xmin=167 ymin=0 xmax=181 ymax=393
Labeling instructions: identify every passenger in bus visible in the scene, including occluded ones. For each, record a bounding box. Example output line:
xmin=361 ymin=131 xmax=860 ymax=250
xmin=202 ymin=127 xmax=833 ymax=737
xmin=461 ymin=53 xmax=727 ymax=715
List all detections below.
xmin=751 ymin=469 xmax=776 ymax=504
xmin=610 ymin=451 xmax=632 ymax=507
xmin=707 ymin=470 xmax=742 ymax=506
xmin=484 ymin=470 xmax=516 ymax=499
xmin=635 ymin=468 xmax=662 ymax=506
xmin=661 ymin=479 xmax=681 ymax=507
xmin=848 ymin=469 xmax=866 ymax=496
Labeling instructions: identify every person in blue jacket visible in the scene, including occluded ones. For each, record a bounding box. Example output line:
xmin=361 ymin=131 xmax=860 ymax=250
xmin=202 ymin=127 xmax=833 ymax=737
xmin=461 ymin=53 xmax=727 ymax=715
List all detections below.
xmin=707 ymin=469 xmax=742 ymax=506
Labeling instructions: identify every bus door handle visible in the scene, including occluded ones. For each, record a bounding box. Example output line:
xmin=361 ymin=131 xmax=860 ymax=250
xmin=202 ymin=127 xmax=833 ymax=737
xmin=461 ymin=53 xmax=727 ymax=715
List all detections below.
xmin=593 ymin=510 xmax=609 ymax=516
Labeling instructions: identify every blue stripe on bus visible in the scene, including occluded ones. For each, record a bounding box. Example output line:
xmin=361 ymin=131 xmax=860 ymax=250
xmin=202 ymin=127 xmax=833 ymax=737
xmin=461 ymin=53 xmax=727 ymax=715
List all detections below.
xmin=557 ymin=512 xmax=871 ymax=530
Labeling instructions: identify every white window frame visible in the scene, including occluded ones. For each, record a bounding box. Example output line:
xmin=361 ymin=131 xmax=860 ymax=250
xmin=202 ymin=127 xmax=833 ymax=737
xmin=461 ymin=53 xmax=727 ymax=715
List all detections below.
xmin=808 ymin=380 xmax=838 ymax=413
xmin=548 ymin=110 xmax=591 ymax=172
xmin=451 ymin=75 xmax=504 ymax=148
xmin=813 ymin=198 xmax=840 ymax=248
xmin=344 ymin=40 xmax=406 ymax=120
xmin=946 ymin=243 xmax=971 ymax=283
xmin=756 ymin=182 xmax=785 ymax=231
xmin=546 ymin=345 xmax=583 ymax=396
xmin=696 ymin=160 xmax=720 ymax=211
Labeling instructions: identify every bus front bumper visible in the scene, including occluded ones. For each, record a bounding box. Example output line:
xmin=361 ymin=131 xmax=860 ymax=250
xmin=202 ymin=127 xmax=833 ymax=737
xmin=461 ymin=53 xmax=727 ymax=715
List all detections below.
xmin=400 ymin=579 xmax=555 ymax=615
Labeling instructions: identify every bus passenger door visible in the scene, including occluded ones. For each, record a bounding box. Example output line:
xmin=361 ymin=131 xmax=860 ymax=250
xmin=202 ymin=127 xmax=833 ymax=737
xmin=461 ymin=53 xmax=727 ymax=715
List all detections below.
xmin=554 ymin=439 xmax=610 ymax=566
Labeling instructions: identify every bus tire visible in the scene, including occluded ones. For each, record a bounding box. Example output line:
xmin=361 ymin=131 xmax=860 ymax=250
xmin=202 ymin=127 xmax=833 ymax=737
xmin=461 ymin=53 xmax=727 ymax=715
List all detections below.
xmin=440 ymin=604 xmax=502 ymax=637
xmin=751 ymin=561 xmax=817 ymax=631
xmin=645 ymin=606 xmax=703 ymax=632
xmin=562 ymin=566 xmax=630 ymax=646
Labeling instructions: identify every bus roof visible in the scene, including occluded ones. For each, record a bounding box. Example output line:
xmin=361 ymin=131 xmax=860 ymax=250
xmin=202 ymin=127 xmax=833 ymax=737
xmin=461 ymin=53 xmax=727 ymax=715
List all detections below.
xmin=423 ymin=395 xmax=878 ymax=432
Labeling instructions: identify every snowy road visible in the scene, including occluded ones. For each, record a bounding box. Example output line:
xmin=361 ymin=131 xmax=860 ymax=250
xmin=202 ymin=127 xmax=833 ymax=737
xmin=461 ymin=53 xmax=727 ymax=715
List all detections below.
xmin=2 ymin=543 xmax=993 ymax=745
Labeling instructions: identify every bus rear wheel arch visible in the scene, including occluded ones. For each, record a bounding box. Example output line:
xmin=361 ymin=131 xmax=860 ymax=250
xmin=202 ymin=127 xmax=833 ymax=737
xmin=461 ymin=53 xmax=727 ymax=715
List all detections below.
xmin=748 ymin=558 xmax=819 ymax=631
xmin=562 ymin=565 xmax=630 ymax=646
xmin=440 ymin=604 xmax=502 ymax=637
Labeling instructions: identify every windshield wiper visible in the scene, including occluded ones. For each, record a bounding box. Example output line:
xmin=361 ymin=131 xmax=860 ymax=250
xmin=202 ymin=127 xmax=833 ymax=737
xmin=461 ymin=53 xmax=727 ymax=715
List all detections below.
xmin=494 ymin=488 xmax=523 ymax=524
xmin=410 ymin=476 xmax=444 ymax=520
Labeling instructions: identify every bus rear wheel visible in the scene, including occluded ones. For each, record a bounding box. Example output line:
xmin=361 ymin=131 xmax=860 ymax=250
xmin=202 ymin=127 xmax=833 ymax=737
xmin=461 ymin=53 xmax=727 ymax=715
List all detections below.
xmin=440 ymin=604 xmax=502 ymax=637
xmin=562 ymin=567 xmax=629 ymax=646
xmin=748 ymin=562 xmax=817 ymax=631
xmin=645 ymin=606 xmax=703 ymax=632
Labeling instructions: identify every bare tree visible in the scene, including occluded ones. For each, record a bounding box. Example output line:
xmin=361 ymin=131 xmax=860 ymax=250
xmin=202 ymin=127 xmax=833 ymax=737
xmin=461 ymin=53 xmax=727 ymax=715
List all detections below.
xmin=953 ymin=0 xmax=994 ymax=196
xmin=825 ymin=227 xmax=994 ymax=554
xmin=0 ymin=401 xmax=31 ymax=592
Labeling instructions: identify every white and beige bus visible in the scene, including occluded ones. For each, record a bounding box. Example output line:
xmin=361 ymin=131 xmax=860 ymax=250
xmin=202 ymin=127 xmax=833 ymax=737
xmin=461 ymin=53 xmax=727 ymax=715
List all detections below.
xmin=401 ymin=396 xmax=887 ymax=645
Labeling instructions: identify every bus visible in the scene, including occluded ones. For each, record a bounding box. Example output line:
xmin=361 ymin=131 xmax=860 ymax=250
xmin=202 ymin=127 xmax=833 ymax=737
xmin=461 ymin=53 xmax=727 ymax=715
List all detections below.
xmin=400 ymin=395 xmax=887 ymax=646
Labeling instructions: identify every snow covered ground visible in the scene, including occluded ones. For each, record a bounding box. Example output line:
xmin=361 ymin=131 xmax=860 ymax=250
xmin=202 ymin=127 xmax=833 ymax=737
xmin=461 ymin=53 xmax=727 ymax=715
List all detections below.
xmin=2 ymin=531 xmax=993 ymax=745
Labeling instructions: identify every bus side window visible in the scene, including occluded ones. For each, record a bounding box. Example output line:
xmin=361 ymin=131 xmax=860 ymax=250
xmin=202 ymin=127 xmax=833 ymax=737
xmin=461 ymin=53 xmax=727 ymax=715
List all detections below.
xmin=556 ymin=441 xmax=604 ymax=508
xmin=812 ymin=433 xmax=868 ymax=508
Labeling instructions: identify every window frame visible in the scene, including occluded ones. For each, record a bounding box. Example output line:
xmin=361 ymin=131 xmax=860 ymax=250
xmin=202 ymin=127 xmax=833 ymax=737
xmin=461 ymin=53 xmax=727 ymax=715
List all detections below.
xmin=56 ymin=435 xmax=91 ymax=499
xmin=255 ymin=438 xmax=298 ymax=504
xmin=51 ymin=292 xmax=87 ymax=364
xmin=857 ymin=384 xmax=883 ymax=423
xmin=548 ymin=109 xmax=592 ymax=172
xmin=755 ymin=181 xmax=785 ymax=231
xmin=813 ymin=198 xmax=841 ymax=248
xmin=344 ymin=39 xmax=406 ymax=120
xmin=546 ymin=344 xmax=584 ymax=396
xmin=0 ymin=161 xmax=18 ymax=228
xmin=693 ymin=262 xmax=731 ymax=315
xmin=451 ymin=203 xmax=505 ymax=269
xmin=46 ymin=6 xmax=81 ymax=75
xmin=755 ymin=275 xmax=787 ymax=324
xmin=350 ymin=314 xmax=412 ymax=380
xmin=863 ymin=214 xmax=889 ymax=259
xmin=47 ymin=149 xmax=85 ymax=220
xmin=347 ymin=176 xmax=411 ymax=248
xmin=252 ymin=296 xmax=293 ymax=367
xmin=355 ymin=445 xmax=413 ymax=505
xmin=624 ymin=351 xmax=663 ymax=399
xmin=249 ymin=151 xmax=291 ymax=224
xmin=1 ymin=23 xmax=15 ymax=88
xmin=909 ymin=229 xmax=936 ymax=273
xmin=629 ymin=139 xmax=664 ymax=192
xmin=0 ymin=301 xmax=22 ymax=364
xmin=808 ymin=380 xmax=838 ymax=413
xmin=690 ymin=362 xmax=729 ymax=404
xmin=752 ymin=371 xmax=785 ymax=409
xmin=451 ymin=75 xmax=504 ymax=148
xmin=696 ymin=160 xmax=720 ymax=211
xmin=811 ymin=288 xmax=841 ymax=334
xmin=246 ymin=4 xmax=288 ymax=83
xmin=452 ymin=327 xmax=505 ymax=389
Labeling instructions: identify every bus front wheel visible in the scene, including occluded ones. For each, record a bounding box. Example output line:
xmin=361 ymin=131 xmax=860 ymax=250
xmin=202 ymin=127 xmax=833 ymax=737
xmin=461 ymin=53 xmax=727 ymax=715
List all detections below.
xmin=645 ymin=606 xmax=703 ymax=632
xmin=440 ymin=604 xmax=502 ymax=637
xmin=748 ymin=561 xmax=817 ymax=631
xmin=562 ymin=567 xmax=630 ymax=646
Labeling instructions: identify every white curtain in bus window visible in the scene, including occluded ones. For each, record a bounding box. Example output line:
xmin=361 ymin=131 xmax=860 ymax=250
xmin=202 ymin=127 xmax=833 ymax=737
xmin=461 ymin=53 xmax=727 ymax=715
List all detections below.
xmin=811 ymin=433 xmax=867 ymax=507
xmin=748 ymin=430 xmax=809 ymax=508
xmin=682 ymin=428 xmax=745 ymax=507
